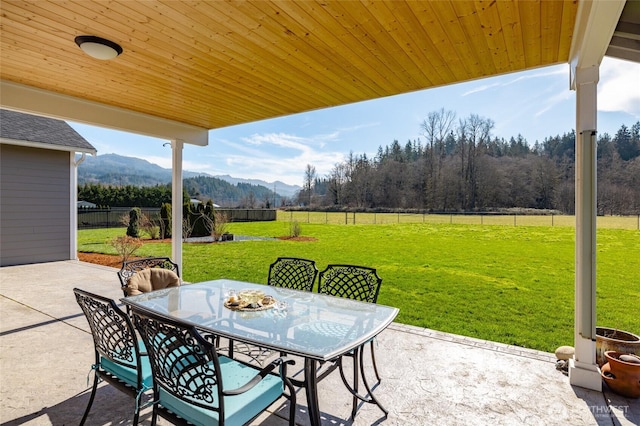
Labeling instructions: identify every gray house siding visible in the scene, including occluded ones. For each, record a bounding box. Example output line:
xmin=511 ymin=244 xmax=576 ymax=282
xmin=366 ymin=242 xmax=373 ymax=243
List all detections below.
xmin=1 ymin=144 xmax=72 ymax=266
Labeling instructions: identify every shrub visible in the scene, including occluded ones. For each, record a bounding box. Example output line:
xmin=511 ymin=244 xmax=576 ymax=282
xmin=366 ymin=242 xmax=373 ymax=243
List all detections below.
xmin=139 ymin=212 xmax=161 ymax=240
xmin=290 ymin=220 xmax=301 ymax=238
xmin=110 ymin=235 xmax=143 ymax=262
xmin=160 ymin=203 xmax=172 ymax=239
xmin=212 ymin=211 xmax=229 ymax=241
xmin=183 ymin=201 xmax=214 ymax=238
xmin=126 ymin=207 xmax=141 ymax=238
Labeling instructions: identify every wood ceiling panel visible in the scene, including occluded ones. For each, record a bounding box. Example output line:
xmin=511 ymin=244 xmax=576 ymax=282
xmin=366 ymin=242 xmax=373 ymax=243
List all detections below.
xmin=0 ymin=0 xmax=579 ymax=132
xmin=475 ymin=0 xmax=511 ymax=73
xmin=451 ymin=0 xmax=496 ymax=76
xmin=407 ymin=1 xmax=471 ymax=82
xmin=362 ymin=0 xmax=451 ymax=86
xmin=541 ymin=0 xmax=565 ymax=63
xmin=275 ymin=1 xmax=413 ymax=94
xmin=559 ymin=0 xmax=579 ymax=61
xmin=518 ymin=0 xmax=543 ymax=68
xmin=496 ymin=1 xmax=526 ymax=70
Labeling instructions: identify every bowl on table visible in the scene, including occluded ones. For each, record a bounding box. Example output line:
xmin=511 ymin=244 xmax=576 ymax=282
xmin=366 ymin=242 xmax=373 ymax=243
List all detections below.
xmin=238 ymin=289 xmax=266 ymax=307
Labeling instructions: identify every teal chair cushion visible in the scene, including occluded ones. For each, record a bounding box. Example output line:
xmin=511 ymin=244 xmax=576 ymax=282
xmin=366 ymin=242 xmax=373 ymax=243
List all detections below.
xmin=100 ymin=341 xmax=152 ymax=389
xmin=158 ymin=355 xmax=284 ymax=426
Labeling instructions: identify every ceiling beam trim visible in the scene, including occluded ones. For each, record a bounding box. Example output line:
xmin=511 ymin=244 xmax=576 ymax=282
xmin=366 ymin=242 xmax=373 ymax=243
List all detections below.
xmin=569 ymin=0 xmax=626 ymax=89
xmin=0 ymin=80 xmax=209 ymax=146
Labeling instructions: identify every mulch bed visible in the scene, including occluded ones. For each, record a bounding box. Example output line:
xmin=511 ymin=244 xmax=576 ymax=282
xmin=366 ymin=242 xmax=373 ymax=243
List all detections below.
xmin=78 ymin=235 xmax=317 ymax=268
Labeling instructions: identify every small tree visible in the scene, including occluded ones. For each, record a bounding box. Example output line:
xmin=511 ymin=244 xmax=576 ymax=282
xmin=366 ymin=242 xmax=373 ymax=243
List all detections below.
xmin=160 ymin=203 xmax=172 ymax=239
xmin=289 ymin=220 xmax=301 ymax=238
xmin=182 ymin=215 xmax=195 ymax=240
xmin=126 ymin=207 xmax=141 ymax=238
xmin=110 ymin=235 xmax=143 ymax=262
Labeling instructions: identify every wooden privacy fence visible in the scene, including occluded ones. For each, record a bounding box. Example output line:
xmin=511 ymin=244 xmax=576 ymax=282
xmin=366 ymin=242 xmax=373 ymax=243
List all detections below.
xmin=277 ymin=210 xmax=640 ymax=230
xmin=78 ymin=208 xmax=276 ymax=229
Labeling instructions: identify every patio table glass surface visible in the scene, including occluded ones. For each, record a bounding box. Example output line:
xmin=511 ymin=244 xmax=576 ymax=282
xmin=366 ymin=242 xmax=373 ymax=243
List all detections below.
xmin=121 ymin=279 xmax=399 ymax=362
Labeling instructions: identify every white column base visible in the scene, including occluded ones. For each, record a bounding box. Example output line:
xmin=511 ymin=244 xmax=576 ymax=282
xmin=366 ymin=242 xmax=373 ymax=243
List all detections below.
xmin=569 ymin=358 xmax=602 ymax=391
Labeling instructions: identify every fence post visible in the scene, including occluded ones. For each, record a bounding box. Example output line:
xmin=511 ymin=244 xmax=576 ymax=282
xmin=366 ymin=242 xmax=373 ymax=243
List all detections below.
xmin=307 ymin=211 xmax=310 ymax=223
xmin=353 ymin=212 xmax=356 ymax=225
xmin=450 ymin=214 xmax=452 ymax=224
xmin=345 ymin=212 xmax=347 ymax=225
xmin=552 ymin=214 xmax=554 ymax=227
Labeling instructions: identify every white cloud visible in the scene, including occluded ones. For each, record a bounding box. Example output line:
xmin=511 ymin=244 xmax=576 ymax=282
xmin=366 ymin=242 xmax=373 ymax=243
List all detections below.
xmin=205 ymin=132 xmax=347 ymax=185
xmin=535 ymin=90 xmax=573 ymax=118
xmin=462 ymin=83 xmax=500 ymax=96
xmin=598 ymin=58 xmax=640 ymax=117
xmin=502 ymin=66 xmax=567 ymax=86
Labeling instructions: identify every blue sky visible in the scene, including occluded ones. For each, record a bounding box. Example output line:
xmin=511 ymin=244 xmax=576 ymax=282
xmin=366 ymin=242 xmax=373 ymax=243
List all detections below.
xmin=70 ymin=56 xmax=639 ymax=187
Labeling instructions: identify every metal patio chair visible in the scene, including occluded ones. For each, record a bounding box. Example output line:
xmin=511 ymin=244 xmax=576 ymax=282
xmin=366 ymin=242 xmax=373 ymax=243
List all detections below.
xmin=130 ymin=306 xmax=297 ymax=426
xmin=117 ymin=257 xmax=180 ymax=297
xmin=73 ymin=288 xmax=152 ymax=425
xmin=220 ymin=257 xmax=318 ymax=365
xmin=318 ymin=264 xmax=384 ymax=418
xmin=268 ymin=257 xmax=318 ymax=292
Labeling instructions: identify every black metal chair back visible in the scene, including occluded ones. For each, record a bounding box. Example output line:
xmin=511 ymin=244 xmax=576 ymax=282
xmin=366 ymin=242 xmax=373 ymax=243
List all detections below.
xmin=268 ymin=257 xmax=318 ymax=291
xmin=73 ymin=288 xmax=149 ymax=426
xmin=131 ymin=307 xmax=297 ymax=425
xmin=318 ymin=264 xmax=382 ymax=303
xmin=117 ymin=257 xmax=179 ymax=296
xmin=317 ymin=264 xmax=385 ymax=418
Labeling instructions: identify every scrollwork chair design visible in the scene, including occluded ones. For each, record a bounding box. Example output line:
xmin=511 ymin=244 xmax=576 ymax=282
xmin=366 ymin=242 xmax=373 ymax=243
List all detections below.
xmin=73 ymin=288 xmax=152 ymax=425
xmin=318 ymin=264 xmax=384 ymax=418
xmin=131 ymin=306 xmax=297 ymax=425
xmin=268 ymin=257 xmax=318 ymax=291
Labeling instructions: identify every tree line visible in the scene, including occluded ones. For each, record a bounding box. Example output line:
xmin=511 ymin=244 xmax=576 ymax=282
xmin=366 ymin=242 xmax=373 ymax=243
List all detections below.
xmin=78 ymin=176 xmax=280 ymax=208
xmin=297 ymin=109 xmax=640 ymax=215
xmin=78 ymin=183 xmax=172 ymax=207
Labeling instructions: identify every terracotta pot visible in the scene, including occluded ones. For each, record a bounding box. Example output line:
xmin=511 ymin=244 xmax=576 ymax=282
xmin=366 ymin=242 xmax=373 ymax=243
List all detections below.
xmin=600 ymin=351 xmax=640 ymax=398
xmin=595 ymin=327 xmax=640 ymax=368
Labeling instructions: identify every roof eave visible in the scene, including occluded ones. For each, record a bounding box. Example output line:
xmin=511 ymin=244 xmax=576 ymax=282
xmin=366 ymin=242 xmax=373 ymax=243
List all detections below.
xmin=0 ymin=137 xmax=97 ymax=155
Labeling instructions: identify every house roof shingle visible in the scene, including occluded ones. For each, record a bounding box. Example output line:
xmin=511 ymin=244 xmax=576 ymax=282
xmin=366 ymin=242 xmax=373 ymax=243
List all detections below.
xmin=0 ymin=109 xmax=96 ymax=154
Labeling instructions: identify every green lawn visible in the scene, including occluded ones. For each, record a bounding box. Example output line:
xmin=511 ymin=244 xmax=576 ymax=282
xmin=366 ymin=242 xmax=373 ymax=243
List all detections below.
xmin=78 ymin=222 xmax=640 ymax=353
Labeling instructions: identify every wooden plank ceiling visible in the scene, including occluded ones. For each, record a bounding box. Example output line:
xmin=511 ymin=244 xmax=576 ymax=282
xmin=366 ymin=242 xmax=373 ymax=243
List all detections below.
xmin=0 ymin=0 xmax=579 ymax=131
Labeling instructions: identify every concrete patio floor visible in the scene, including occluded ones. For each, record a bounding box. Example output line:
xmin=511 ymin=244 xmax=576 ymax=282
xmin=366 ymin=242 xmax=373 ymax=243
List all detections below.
xmin=1 ymin=261 xmax=637 ymax=426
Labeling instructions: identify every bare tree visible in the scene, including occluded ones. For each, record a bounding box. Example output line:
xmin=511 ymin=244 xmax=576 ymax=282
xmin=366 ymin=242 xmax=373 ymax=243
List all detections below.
xmin=421 ymin=108 xmax=456 ymax=209
xmin=328 ymin=162 xmax=348 ymax=205
xmin=304 ymin=164 xmax=316 ymax=207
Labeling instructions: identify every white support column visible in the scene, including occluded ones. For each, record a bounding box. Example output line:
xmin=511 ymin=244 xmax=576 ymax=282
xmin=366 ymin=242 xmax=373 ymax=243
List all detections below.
xmin=70 ymin=152 xmax=78 ymax=260
xmin=70 ymin=152 xmax=88 ymax=260
xmin=568 ymin=65 xmax=601 ymax=391
xmin=171 ymin=140 xmax=184 ymax=274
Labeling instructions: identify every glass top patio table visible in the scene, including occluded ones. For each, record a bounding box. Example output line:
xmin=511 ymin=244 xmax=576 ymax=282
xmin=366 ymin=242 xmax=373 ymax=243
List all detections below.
xmin=121 ymin=279 xmax=399 ymax=362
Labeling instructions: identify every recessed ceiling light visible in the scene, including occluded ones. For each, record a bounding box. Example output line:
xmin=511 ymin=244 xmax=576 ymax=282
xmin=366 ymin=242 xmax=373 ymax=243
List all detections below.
xmin=74 ymin=35 xmax=123 ymax=60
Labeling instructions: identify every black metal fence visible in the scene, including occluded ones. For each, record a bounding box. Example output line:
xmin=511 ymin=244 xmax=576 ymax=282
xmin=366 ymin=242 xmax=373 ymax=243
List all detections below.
xmin=78 ymin=208 xmax=276 ymax=229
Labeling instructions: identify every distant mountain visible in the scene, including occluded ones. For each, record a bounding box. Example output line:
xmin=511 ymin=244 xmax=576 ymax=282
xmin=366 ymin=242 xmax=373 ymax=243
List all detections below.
xmin=77 ymin=153 xmax=300 ymax=197
xmin=214 ymin=175 xmax=300 ymax=197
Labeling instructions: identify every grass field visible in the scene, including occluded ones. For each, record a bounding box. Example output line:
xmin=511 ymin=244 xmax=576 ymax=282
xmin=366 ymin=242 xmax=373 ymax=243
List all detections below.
xmin=278 ymin=210 xmax=640 ymax=229
xmin=78 ymin=221 xmax=640 ymax=353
